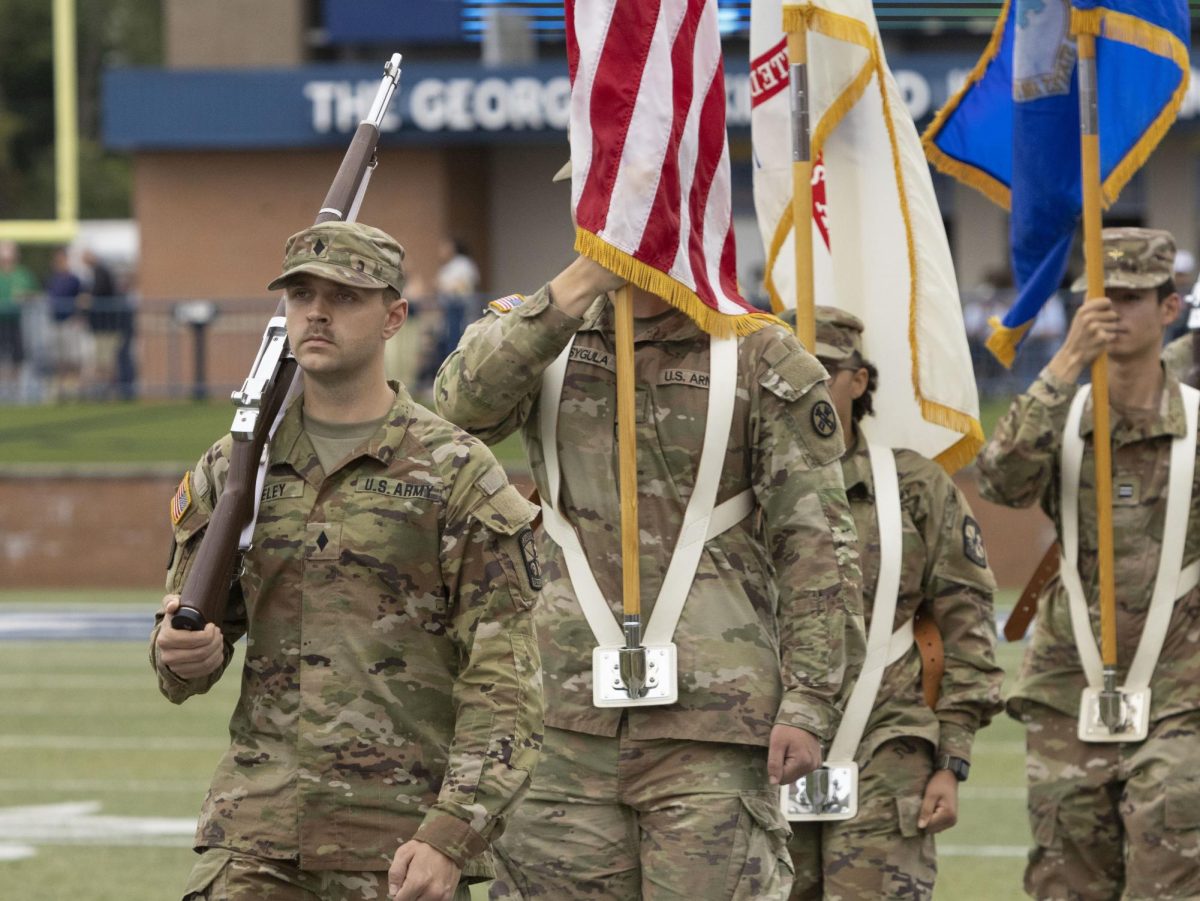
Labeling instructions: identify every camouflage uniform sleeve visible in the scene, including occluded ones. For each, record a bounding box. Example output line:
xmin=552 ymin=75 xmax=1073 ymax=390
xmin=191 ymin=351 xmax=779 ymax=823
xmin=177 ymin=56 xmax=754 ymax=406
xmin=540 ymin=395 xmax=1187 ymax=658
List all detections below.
xmin=903 ymin=454 xmax=1004 ymax=763
xmin=148 ymin=440 xmax=248 ymax=704
xmin=1163 ymin=333 xmax=1192 ymax=383
xmin=413 ymin=457 xmax=544 ymax=867
xmin=976 ymin=367 xmax=1077 ymax=513
xmin=752 ymin=332 xmax=866 ymax=743
xmin=434 ymin=286 xmax=589 ymax=444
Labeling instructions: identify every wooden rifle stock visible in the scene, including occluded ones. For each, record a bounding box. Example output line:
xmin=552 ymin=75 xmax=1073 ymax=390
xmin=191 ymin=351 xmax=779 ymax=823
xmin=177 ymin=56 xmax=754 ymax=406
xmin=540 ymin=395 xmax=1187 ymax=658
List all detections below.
xmin=316 ymin=122 xmax=380 ymax=224
xmin=172 ymin=353 xmax=297 ymax=632
xmin=172 ymin=54 xmax=402 ymax=632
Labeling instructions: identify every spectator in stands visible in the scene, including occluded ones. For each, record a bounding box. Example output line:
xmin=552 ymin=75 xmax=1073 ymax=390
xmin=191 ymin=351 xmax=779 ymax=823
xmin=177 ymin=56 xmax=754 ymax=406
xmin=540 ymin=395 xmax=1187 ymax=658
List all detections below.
xmin=82 ymin=248 xmax=130 ymax=398
xmin=46 ymin=246 xmax=86 ymax=400
xmin=0 ymin=241 xmax=38 ymax=394
xmin=434 ymin=237 xmax=480 ymax=362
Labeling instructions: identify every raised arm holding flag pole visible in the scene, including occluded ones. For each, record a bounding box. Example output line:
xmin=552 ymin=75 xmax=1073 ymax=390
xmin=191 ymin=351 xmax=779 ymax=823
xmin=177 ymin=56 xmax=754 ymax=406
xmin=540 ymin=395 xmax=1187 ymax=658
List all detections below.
xmin=435 ymin=2 xmax=866 ymax=895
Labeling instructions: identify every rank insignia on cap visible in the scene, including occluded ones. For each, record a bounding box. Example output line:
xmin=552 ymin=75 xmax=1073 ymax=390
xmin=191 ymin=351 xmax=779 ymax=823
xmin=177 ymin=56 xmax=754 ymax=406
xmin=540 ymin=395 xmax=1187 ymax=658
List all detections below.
xmin=811 ymin=400 xmax=838 ymax=438
xmin=488 ymin=294 xmax=525 ymax=314
xmin=170 ymin=472 xmax=193 ymax=526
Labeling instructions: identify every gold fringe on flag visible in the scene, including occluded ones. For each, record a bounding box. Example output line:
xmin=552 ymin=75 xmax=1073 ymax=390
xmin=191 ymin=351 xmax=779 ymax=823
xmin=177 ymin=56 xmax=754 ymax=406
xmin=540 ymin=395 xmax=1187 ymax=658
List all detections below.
xmin=984 ymin=315 xmax=1034 ymax=369
xmin=920 ymin=0 xmax=1015 ymax=210
xmin=574 ymin=227 xmax=785 ymax=338
xmin=1070 ymin=7 xmax=1190 ymax=208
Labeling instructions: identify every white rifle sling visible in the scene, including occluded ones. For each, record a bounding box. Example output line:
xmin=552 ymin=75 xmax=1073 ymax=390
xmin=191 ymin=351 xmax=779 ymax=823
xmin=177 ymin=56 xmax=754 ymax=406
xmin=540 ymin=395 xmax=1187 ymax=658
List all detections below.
xmin=783 ymin=441 xmax=910 ymax=822
xmin=538 ymin=333 xmax=748 ymax=669
xmin=239 ymin=370 xmax=304 ymax=551
xmin=1060 ymin=383 xmax=1199 ymax=694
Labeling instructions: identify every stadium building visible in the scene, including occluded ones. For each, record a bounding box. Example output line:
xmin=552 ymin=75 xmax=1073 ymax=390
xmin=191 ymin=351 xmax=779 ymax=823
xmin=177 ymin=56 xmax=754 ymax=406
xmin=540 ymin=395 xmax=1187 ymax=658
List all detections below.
xmin=102 ymin=0 xmax=1200 ymax=387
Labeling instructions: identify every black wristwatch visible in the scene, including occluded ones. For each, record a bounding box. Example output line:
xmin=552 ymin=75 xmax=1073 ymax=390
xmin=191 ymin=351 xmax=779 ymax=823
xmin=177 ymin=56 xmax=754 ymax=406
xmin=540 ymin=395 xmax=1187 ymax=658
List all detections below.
xmin=937 ymin=754 xmax=970 ymax=783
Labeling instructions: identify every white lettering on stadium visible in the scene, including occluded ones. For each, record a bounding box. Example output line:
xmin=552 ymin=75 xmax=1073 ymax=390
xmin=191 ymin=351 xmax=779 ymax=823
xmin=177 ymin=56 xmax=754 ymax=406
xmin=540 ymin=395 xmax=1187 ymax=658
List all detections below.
xmin=304 ymin=76 xmax=572 ymax=135
xmin=303 ymin=64 xmax=1200 ymax=136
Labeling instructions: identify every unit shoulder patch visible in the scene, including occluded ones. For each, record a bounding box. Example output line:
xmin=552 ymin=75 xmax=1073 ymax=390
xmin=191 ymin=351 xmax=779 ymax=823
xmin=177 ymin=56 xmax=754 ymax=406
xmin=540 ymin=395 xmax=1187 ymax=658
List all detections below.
xmin=488 ymin=294 xmax=526 ymax=314
xmin=811 ymin=400 xmax=838 ymax=438
xmin=963 ymin=515 xmax=987 ymax=568
xmin=518 ymin=526 xmax=543 ymax=591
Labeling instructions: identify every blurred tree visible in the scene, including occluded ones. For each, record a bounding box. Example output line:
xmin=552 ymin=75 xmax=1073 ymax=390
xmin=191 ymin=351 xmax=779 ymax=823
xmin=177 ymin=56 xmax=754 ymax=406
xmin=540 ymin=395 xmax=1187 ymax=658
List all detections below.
xmin=0 ymin=0 xmax=162 ymax=220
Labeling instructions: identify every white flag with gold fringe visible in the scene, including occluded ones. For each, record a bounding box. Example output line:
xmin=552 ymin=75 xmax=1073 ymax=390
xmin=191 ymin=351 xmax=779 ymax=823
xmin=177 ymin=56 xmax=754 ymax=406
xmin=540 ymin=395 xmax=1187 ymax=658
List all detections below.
xmin=751 ymin=0 xmax=982 ymax=471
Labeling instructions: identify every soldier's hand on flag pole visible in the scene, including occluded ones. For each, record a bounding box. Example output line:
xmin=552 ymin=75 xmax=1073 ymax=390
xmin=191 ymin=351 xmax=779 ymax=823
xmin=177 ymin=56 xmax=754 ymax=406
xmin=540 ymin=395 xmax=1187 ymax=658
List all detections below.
xmin=155 ymin=595 xmax=225 ymax=680
xmin=766 ymin=723 xmax=823 ymax=785
xmin=1047 ymin=296 xmax=1119 ymax=384
xmin=548 ymin=255 xmax=628 ymax=319
xmin=388 ymin=839 xmax=462 ymax=901
xmin=917 ymin=769 xmax=959 ymax=834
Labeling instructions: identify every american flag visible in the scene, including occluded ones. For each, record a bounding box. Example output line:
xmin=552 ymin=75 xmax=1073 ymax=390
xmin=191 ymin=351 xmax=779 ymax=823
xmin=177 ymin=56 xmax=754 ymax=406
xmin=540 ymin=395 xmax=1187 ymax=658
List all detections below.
xmin=565 ymin=0 xmax=778 ymax=337
xmin=170 ymin=472 xmax=192 ymax=526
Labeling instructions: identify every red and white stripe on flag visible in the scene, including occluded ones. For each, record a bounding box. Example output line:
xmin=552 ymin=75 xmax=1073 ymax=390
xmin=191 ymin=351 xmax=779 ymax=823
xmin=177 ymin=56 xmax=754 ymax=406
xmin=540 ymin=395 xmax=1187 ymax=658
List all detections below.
xmin=565 ymin=0 xmax=779 ymax=337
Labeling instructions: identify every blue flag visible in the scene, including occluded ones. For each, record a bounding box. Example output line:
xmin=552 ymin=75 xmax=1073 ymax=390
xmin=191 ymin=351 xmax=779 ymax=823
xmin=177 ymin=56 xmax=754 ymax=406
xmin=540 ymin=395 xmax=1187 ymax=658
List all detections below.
xmin=922 ymin=0 xmax=1189 ymax=366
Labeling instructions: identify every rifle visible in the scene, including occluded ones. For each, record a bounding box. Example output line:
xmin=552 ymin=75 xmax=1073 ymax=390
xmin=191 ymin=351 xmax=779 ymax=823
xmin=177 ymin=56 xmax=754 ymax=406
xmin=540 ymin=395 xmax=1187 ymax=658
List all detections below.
xmin=172 ymin=54 xmax=403 ymax=632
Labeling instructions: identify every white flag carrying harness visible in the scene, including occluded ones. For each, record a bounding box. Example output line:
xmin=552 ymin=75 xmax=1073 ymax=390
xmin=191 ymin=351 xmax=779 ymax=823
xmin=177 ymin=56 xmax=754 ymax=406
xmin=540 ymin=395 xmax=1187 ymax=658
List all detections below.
xmin=1061 ymin=383 xmax=1200 ymax=742
xmin=537 ymin=334 xmax=753 ymax=707
xmin=782 ymin=441 xmax=915 ymax=821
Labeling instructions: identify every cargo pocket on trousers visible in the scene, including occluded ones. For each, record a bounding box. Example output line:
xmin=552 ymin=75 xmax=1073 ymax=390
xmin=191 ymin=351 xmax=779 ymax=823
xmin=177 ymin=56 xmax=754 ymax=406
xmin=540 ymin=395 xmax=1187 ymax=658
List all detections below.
xmin=1028 ymin=796 xmax=1061 ymax=851
xmin=895 ymin=795 xmax=923 ymax=838
xmin=180 ymin=849 xmax=232 ymax=900
xmin=724 ymin=791 xmax=795 ymax=900
xmin=1164 ymin=774 xmax=1200 ymax=830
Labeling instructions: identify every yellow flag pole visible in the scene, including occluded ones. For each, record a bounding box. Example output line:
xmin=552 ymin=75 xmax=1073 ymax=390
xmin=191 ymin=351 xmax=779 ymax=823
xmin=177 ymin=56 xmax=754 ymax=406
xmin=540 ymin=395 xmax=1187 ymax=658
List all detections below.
xmin=614 ymin=284 xmax=647 ymax=697
xmin=785 ymin=6 xmax=815 ymax=352
xmin=1076 ymin=31 xmax=1121 ymax=725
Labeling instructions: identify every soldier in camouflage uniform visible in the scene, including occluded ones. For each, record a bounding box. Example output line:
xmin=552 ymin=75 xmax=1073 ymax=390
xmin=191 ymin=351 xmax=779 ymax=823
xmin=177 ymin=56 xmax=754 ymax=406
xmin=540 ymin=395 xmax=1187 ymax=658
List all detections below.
xmin=151 ymin=222 xmax=544 ymax=901
xmin=435 ymin=245 xmax=865 ymax=899
xmin=783 ymin=308 xmax=1003 ymax=900
xmin=978 ymin=228 xmax=1200 ymax=900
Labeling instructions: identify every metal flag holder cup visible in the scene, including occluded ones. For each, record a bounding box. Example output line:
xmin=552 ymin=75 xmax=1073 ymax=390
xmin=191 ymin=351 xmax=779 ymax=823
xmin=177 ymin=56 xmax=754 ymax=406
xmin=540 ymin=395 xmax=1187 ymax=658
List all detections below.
xmin=1078 ymin=677 xmax=1151 ymax=743
xmin=592 ymin=617 xmax=678 ymax=707
xmin=783 ymin=762 xmax=859 ymax=822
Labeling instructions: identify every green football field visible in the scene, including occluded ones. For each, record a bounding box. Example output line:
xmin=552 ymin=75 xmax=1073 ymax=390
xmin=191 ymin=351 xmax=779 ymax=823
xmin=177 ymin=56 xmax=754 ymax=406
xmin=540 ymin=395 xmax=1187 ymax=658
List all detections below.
xmin=0 ymin=591 xmax=1032 ymax=901
xmin=0 ymin=396 xmax=1014 ymax=467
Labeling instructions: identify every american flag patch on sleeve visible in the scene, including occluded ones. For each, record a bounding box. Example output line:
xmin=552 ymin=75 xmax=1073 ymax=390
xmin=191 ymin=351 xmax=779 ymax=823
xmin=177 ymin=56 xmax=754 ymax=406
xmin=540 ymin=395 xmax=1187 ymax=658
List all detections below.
xmin=170 ymin=472 xmax=193 ymax=526
xmin=487 ymin=294 xmax=525 ymax=314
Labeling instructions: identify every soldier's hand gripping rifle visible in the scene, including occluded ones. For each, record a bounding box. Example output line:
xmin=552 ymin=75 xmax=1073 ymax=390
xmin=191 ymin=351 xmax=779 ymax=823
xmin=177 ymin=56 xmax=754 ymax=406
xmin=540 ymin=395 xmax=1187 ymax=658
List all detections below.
xmin=171 ymin=54 xmax=403 ymax=632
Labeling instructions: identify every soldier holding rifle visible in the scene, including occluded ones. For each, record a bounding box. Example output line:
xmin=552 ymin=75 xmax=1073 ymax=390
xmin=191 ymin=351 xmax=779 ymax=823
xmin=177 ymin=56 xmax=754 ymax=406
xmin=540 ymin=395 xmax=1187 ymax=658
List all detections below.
xmin=150 ymin=57 xmax=544 ymax=901
xmin=978 ymin=228 xmax=1200 ymax=899
xmin=436 ymin=198 xmax=863 ymax=898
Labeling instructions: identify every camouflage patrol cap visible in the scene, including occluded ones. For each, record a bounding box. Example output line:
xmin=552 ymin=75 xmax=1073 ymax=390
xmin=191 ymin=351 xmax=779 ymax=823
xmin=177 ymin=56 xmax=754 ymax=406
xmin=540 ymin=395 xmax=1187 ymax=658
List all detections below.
xmin=267 ymin=221 xmax=406 ymax=295
xmin=1069 ymin=227 xmax=1176 ymax=293
xmin=815 ymin=305 xmax=865 ymax=363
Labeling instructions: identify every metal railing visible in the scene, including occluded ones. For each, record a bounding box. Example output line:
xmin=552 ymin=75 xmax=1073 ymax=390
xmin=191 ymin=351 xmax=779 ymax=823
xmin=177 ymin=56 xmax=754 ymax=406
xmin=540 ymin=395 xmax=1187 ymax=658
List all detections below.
xmin=0 ymin=293 xmax=481 ymax=404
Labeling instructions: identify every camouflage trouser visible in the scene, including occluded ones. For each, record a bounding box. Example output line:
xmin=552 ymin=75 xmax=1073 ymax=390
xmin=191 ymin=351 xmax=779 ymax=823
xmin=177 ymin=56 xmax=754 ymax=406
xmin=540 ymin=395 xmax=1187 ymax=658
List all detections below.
xmin=180 ymin=848 xmax=473 ymax=901
xmin=488 ymin=723 xmax=794 ymax=900
xmin=786 ymin=737 xmax=937 ymax=901
xmin=1021 ymin=703 xmax=1200 ymax=901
